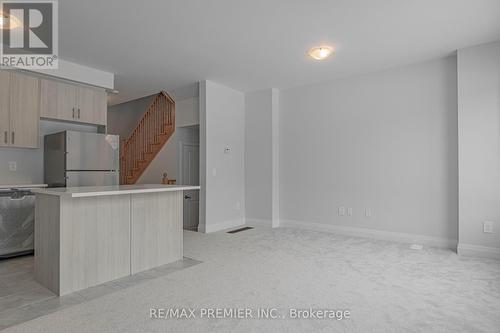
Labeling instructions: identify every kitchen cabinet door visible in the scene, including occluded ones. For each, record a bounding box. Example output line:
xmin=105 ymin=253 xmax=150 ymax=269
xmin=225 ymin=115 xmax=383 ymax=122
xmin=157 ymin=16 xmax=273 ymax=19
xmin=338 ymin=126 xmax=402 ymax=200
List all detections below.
xmin=0 ymin=71 xmax=10 ymax=147
xmin=92 ymin=88 xmax=107 ymax=125
xmin=76 ymin=86 xmax=107 ymax=125
xmin=40 ymin=79 xmax=77 ymax=121
xmin=9 ymin=72 xmax=40 ymax=148
xmin=75 ymin=85 xmax=94 ymax=123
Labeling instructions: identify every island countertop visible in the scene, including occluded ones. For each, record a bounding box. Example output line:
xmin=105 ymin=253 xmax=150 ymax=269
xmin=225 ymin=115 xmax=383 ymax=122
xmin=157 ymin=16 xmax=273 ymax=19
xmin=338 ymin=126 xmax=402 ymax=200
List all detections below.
xmin=32 ymin=184 xmax=200 ymax=198
xmin=0 ymin=184 xmax=48 ymax=190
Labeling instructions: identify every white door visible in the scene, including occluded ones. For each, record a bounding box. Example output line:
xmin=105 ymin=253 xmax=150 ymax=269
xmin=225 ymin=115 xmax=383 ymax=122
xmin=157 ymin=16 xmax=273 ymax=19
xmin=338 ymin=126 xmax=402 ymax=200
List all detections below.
xmin=181 ymin=143 xmax=200 ymax=231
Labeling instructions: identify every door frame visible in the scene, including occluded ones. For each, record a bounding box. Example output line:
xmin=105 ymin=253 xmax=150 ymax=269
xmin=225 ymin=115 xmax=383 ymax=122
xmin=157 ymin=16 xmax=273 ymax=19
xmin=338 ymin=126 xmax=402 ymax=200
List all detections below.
xmin=178 ymin=141 xmax=200 ymax=185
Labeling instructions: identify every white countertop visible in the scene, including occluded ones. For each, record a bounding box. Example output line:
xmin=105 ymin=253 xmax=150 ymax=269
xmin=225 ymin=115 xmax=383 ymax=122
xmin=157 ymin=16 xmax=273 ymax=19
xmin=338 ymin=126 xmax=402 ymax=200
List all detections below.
xmin=0 ymin=184 xmax=48 ymax=189
xmin=31 ymin=184 xmax=200 ymax=198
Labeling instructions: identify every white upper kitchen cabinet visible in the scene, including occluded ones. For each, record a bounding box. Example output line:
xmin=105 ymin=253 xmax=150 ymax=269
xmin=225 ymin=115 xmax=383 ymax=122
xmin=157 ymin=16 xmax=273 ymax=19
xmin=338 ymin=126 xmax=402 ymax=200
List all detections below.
xmin=41 ymin=79 xmax=107 ymax=126
xmin=0 ymin=71 xmax=10 ymax=147
xmin=40 ymin=79 xmax=78 ymax=122
xmin=77 ymin=85 xmax=107 ymax=125
xmin=0 ymin=71 xmax=40 ymax=148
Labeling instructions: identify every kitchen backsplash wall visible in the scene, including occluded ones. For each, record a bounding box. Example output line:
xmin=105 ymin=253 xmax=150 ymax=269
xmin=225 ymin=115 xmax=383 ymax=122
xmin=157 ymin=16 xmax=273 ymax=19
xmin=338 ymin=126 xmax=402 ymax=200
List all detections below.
xmin=0 ymin=120 xmax=98 ymax=185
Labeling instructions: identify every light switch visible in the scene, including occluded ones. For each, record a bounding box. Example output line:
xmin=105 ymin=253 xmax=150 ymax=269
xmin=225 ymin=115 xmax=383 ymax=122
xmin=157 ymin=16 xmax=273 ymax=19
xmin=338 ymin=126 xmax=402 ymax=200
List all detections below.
xmin=8 ymin=161 xmax=17 ymax=171
xmin=338 ymin=207 xmax=345 ymax=216
xmin=347 ymin=208 xmax=353 ymax=216
xmin=484 ymin=221 xmax=495 ymax=233
xmin=212 ymin=168 xmax=217 ymax=176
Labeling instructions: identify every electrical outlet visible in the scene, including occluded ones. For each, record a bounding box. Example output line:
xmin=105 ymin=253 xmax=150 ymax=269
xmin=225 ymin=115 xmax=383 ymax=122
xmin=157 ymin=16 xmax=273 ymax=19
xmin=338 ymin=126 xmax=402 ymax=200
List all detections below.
xmin=483 ymin=221 xmax=495 ymax=233
xmin=365 ymin=208 xmax=372 ymax=217
xmin=8 ymin=161 xmax=17 ymax=171
xmin=338 ymin=207 xmax=345 ymax=216
xmin=347 ymin=208 xmax=353 ymax=216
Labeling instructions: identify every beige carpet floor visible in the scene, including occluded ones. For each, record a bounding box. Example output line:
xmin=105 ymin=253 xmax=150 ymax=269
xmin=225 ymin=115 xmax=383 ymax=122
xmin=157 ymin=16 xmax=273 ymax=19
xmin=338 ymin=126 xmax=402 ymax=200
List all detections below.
xmin=2 ymin=227 xmax=500 ymax=333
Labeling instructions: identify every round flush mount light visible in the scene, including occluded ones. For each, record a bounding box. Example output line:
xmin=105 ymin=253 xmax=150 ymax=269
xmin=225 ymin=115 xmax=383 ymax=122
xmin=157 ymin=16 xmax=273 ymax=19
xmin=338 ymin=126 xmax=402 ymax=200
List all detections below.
xmin=308 ymin=46 xmax=334 ymax=60
xmin=0 ymin=12 xmax=7 ymax=29
xmin=0 ymin=12 xmax=20 ymax=30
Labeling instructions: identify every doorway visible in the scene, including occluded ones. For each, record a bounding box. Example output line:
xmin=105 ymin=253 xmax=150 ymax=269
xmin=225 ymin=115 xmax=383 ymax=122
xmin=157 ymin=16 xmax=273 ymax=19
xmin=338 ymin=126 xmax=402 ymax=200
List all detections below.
xmin=179 ymin=142 xmax=200 ymax=231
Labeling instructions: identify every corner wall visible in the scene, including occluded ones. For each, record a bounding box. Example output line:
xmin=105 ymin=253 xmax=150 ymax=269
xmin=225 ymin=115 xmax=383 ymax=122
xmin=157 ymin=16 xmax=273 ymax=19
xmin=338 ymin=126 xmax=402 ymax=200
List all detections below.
xmin=199 ymin=80 xmax=246 ymax=233
xmin=457 ymin=41 xmax=500 ymax=258
xmin=244 ymin=88 xmax=279 ymax=227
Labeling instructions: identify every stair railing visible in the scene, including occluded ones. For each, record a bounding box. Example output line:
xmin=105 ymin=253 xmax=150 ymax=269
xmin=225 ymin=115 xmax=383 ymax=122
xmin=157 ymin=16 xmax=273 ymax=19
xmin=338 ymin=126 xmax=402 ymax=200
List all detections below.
xmin=120 ymin=91 xmax=175 ymax=184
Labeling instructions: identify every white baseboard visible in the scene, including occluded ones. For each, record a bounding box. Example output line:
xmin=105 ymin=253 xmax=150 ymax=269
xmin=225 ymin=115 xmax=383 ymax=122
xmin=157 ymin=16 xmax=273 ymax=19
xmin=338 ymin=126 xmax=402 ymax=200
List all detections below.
xmin=199 ymin=218 xmax=246 ymax=233
xmin=457 ymin=243 xmax=500 ymax=260
xmin=279 ymin=219 xmax=457 ymax=249
xmin=245 ymin=218 xmax=272 ymax=228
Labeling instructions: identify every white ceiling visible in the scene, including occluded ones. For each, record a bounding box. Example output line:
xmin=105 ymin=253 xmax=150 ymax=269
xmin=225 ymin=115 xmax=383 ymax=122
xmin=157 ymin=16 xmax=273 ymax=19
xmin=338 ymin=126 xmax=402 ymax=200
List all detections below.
xmin=58 ymin=0 xmax=500 ymax=105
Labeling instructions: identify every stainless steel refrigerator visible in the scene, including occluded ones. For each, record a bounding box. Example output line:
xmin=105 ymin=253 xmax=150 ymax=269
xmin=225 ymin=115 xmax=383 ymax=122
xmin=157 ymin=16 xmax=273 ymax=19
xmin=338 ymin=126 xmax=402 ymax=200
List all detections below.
xmin=44 ymin=131 xmax=120 ymax=187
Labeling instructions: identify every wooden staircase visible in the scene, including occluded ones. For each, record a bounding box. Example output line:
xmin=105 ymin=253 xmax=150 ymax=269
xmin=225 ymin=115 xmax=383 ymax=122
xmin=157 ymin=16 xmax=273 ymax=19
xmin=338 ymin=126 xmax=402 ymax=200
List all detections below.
xmin=120 ymin=91 xmax=175 ymax=184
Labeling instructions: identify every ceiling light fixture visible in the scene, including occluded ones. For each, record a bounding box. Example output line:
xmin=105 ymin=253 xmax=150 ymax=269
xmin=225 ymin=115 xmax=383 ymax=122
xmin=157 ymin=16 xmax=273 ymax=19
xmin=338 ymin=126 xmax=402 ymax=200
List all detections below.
xmin=0 ymin=12 xmax=20 ymax=30
xmin=0 ymin=13 xmax=6 ymax=29
xmin=308 ymin=46 xmax=334 ymax=60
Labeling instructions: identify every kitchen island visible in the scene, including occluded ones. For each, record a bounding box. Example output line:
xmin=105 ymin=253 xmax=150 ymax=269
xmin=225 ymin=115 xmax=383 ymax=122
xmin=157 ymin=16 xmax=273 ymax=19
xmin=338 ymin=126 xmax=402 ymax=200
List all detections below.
xmin=32 ymin=184 xmax=200 ymax=296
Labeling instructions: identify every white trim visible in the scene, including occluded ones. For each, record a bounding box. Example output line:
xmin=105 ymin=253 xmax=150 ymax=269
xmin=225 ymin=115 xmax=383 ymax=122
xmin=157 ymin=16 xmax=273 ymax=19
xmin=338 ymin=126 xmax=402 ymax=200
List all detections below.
xmin=198 ymin=218 xmax=245 ymax=233
xmin=279 ymin=219 xmax=457 ymax=249
xmin=457 ymin=243 xmax=500 ymax=259
xmin=26 ymin=59 xmax=114 ymax=90
xmin=271 ymin=88 xmax=280 ymax=229
xmin=246 ymin=218 xmax=272 ymax=228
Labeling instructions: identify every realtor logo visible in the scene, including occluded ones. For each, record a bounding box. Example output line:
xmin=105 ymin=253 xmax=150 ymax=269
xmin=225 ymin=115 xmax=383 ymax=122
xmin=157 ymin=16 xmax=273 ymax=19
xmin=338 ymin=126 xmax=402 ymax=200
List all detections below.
xmin=1 ymin=0 xmax=58 ymax=68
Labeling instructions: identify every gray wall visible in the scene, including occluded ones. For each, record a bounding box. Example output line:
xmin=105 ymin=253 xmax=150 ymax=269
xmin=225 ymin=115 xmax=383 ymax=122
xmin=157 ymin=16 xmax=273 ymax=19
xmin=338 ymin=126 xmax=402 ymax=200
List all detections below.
xmin=245 ymin=89 xmax=273 ymax=222
xmin=199 ymin=80 xmax=246 ymax=233
xmin=279 ymin=56 xmax=458 ymax=244
xmin=107 ymin=94 xmax=156 ymax=139
xmin=458 ymin=41 xmax=500 ymax=253
xmin=0 ymin=121 xmax=97 ymax=185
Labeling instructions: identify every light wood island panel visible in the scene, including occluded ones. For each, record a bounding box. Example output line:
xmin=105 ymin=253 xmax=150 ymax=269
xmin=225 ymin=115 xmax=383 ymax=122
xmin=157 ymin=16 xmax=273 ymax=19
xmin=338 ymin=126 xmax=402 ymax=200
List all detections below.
xmin=33 ymin=186 xmax=193 ymax=296
xmin=131 ymin=191 xmax=183 ymax=274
